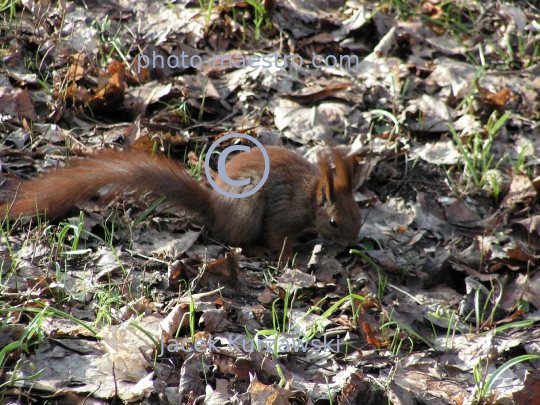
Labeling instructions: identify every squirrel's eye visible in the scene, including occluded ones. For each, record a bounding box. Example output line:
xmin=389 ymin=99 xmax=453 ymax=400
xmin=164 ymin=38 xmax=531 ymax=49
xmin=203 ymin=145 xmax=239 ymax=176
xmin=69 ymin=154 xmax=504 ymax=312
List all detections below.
xmin=329 ymin=219 xmax=338 ymax=228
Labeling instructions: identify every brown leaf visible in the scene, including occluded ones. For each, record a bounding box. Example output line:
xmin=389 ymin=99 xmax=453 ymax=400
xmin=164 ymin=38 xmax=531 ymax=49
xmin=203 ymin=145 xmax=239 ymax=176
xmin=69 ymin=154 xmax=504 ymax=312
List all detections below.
xmin=86 ymin=61 xmax=126 ymax=110
xmin=514 ymin=215 xmax=540 ymax=236
xmin=64 ymin=82 xmax=91 ymax=104
xmin=478 ymin=85 xmax=518 ymax=106
xmin=282 ymin=82 xmax=352 ymax=104
xmin=421 ymin=4 xmax=446 ymax=34
xmin=27 ymin=275 xmax=56 ymax=290
xmin=199 ymin=252 xmax=241 ymax=288
xmin=301 ymin=32 xmax=335 ymax=46
xmin=168 ymin=259 xmax=200 ymax=289
xmin=131 ymin=55 xmax=150 ymax=83
xmin=362 ymin=322 xmax=389 ymax=348
xmin=160 ymin=303 xmax=191 ymax=337
xmin=232 ymin=358 xmax=256 ymax=381
xmin=340 ymin=371 xmax=387 ymax=405
xmin=258 ymin=287 xmax=273 ymax=304
xmin=513 ymin=369 xmax=540 ymax=405
xmin=502 ymin=174 xmax=537 ymax=208
xmin=505 ymin=241 xmax=535 ymax=262
xmin=249 ymin=381 xmax=293 ymax=405
xmin=444 ymin=198 xmax=480 ymax=227
xmin=0 ymin=89 xmax=38 ymax=120
xmin=421 ymin=4 xmax=443 ymax=19
xmin=67 ymin=53 xmax=88 ymax=82
xmin=213 ymin=352 xmax=237 ymax=376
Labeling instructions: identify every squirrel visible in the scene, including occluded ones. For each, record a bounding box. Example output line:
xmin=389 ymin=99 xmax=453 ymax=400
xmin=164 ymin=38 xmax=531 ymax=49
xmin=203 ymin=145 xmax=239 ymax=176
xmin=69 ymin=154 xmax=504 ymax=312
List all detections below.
xmin=1 ymin=146 xmax=362 ymax=260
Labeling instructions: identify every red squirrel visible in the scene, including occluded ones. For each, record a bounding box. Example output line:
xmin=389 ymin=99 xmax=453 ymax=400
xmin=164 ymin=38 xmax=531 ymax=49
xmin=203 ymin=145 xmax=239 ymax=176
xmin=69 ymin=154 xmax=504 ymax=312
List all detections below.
xmin=2 ymin=146 xmax=362 ymax=260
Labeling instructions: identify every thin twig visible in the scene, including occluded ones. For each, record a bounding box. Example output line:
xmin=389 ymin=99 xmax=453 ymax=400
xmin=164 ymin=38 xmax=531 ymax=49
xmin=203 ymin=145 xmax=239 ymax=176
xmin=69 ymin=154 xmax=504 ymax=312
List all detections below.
xmin=274 ymin=237 xmax=288 ymax=275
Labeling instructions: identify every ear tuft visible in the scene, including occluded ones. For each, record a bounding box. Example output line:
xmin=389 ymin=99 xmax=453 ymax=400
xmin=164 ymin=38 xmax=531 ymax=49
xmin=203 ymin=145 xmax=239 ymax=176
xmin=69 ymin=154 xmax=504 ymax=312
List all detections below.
xmin=317 ymin=152 xmax=334 ymax=202
xmin=331 ymin=148 xmax=355 ymax=193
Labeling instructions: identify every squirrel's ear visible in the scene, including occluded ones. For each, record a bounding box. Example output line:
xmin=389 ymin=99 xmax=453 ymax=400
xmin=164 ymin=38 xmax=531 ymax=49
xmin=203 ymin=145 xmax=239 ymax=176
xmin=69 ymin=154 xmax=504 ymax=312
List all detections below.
xmin=317 ymin=152 xmax=334 ymax=204
xmin=332 ymin=148 xmax=355 ymax=193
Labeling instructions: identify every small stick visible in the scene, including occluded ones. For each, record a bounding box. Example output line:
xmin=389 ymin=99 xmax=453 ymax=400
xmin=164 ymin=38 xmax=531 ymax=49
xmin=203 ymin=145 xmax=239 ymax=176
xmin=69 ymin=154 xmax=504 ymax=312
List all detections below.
xmin=274 ymin=237 xmax=288 ymax=275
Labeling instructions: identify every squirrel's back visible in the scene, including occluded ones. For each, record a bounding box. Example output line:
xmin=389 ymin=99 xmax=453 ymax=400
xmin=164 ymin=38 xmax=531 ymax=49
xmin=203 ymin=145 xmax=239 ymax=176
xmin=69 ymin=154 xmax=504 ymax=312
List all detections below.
xmin=210 ymin=146 xmax=320 ymax=247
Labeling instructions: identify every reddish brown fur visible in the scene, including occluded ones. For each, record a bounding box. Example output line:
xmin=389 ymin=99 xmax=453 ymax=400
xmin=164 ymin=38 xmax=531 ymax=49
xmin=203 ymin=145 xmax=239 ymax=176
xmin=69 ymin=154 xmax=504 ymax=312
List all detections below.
xmin=2 ymin=150 xmax=213 ymax=221
xmin=2 ymin=146 xmax=362 ymax=260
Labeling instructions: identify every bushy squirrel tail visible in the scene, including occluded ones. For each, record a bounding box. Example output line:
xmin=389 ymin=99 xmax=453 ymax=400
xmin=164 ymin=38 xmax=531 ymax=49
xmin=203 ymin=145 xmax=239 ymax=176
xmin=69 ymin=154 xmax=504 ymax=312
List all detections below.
xmin=1 ymin=149 xmax=214 ymax=221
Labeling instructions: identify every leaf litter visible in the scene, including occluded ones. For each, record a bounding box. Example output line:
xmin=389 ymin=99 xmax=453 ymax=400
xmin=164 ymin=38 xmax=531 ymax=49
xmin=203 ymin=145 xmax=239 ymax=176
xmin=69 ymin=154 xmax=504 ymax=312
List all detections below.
xmin=1 ymin=0 xmax=540 ymax=404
